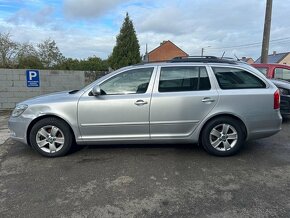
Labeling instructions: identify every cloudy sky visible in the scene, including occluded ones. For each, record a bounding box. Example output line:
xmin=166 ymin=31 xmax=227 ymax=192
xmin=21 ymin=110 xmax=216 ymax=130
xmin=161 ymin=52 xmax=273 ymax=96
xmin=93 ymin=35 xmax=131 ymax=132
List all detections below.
xmin=0 ymin=0 xmax=290 ymax=60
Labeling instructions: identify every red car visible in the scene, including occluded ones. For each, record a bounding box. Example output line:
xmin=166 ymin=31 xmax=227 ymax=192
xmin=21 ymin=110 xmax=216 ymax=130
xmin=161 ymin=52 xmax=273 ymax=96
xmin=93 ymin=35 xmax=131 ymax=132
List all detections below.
xmin=252 ymin=63 xmax=290 ymax=118
xmin=251 ymin=63 xmax=290 ymax=81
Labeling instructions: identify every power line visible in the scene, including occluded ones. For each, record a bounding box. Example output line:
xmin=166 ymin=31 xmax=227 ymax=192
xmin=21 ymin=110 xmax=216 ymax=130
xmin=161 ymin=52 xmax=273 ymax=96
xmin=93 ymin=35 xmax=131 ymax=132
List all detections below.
xmin=208 ymin=37 xmax=290 ymax=50
xmin=214 ymin=40 xmax=290 ymax=50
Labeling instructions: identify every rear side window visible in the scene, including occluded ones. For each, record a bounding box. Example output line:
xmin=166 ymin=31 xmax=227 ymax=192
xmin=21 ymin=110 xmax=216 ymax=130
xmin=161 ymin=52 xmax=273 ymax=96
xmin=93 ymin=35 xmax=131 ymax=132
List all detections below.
xmin=159 ymin=66 xmax=211 ymax=92
xmin=274 ymin=68 xmax=290 ymax=82
xmin=212 ymin=67 xmax=266 ymax=89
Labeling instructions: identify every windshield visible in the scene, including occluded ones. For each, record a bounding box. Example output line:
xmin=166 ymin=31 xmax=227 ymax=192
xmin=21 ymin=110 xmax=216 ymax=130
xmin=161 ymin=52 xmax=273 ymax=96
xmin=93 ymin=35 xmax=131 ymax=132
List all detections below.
xmin=254 ymin=67 xmax=268 ymax=76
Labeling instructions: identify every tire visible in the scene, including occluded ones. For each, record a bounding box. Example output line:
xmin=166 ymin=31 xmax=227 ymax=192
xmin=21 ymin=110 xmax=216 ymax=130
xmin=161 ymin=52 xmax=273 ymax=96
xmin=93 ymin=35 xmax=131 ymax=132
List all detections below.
xmin=201 ymin=117 xmax=245 ymax=156
xmin=29 ymin=117 xmax=73 ymax=157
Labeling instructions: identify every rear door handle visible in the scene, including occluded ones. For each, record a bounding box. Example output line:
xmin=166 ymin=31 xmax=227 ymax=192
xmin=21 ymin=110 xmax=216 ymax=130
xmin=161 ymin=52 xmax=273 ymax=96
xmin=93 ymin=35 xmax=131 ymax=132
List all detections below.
xmin=135 ymin=100 xmax=148 ymax=106
xmin=202 ymin=98 xmax=215 ymax=103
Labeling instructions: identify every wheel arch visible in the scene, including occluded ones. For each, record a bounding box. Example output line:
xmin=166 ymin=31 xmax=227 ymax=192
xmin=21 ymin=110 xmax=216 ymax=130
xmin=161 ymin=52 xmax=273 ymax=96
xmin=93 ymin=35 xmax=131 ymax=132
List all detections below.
xmin=26 ymin=115 xmax=76 ymax=146
xmin=198 ymin=113 xmax=248 ymax=144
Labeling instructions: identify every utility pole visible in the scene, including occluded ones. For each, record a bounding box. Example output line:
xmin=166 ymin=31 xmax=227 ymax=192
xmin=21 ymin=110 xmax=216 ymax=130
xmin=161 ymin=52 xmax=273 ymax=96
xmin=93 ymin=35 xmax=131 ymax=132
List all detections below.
xmin=201 ymin=48 xmax=204 ymax=56
xmin=261 ymin=0 xmax=273 ymax=63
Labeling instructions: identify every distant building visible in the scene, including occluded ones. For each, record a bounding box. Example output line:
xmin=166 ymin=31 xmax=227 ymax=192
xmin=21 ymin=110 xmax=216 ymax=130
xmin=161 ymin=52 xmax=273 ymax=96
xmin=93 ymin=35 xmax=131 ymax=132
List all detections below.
xmin=144 ymin=40 xmax=188 ymax=62
xmin=255 ymin=51 xmax=290 ymax=65
xmin=241 ymin=57 xmax=255 ymax=64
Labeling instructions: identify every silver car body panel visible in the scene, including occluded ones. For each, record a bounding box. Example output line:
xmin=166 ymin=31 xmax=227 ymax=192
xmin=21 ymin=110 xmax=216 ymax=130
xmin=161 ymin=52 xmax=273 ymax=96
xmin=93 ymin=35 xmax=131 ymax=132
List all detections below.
xmin=149 ymin=65 xmax=219 ymax=139
xmin=8 ymin=62 xmax=282 ymax=146
xmin=77 ymin=66 xmax=158 ymax=141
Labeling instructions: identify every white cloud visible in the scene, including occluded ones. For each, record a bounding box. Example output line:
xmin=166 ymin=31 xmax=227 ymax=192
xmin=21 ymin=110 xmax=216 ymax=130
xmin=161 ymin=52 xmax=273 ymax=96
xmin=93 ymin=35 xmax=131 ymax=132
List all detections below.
xmin=7 ymin=6 xmax=54 ymax=26
xmin=63 ymin=0 xmax=129 ymax=19
xmin=1 ymin=0 xmax=290 ymax=61
xmin=130 ymin=0 xmax=290 ymax=59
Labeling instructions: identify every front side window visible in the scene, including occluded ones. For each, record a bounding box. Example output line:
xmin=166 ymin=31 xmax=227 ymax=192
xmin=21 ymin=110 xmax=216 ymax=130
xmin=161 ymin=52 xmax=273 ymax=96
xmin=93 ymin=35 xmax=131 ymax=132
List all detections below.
xmin=158 ymin=66 xmax=211 ymax=92
xmin=100 ymin=68 xmax=154 ymax=95
xmin=212 ymin=67 xmax=266 ymax=89
xmin=274 ymin=68 xmax=290 ymax=82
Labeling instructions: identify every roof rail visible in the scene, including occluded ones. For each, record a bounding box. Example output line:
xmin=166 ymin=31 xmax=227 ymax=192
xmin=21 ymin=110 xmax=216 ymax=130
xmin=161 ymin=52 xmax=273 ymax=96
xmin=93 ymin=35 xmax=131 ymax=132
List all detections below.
xmin=170 ymin=56 xmax=236 ymax=64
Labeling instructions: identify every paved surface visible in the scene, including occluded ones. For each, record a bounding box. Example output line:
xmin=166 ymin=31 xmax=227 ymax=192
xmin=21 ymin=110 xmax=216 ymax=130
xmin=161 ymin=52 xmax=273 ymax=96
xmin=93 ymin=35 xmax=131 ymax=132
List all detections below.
xmin=0 ymin=114 xmax=290 ymax=218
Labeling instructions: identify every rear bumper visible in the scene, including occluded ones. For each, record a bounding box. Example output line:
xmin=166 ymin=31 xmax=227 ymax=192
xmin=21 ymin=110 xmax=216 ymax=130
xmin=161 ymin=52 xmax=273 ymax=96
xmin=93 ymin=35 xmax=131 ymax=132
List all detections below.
xmin=246 ymin=111 xmax=282 ymax=140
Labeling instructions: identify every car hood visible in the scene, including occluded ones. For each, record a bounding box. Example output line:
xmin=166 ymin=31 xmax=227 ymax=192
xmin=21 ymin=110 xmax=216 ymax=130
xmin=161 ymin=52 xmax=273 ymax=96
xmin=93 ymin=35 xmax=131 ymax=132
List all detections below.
xmin=270 ymin=79 xmax=290 ymax=89
xmin=19 ymin=90 xmax=83 ymax=106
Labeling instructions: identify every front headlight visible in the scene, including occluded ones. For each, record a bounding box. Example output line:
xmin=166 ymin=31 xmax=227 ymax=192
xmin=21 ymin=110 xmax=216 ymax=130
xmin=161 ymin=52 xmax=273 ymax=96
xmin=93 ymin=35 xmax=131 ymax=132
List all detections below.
xmin=12 ymin=104 xmax=28 ymax=117
xmin=279 ymin=88 xmax=289 ymax=95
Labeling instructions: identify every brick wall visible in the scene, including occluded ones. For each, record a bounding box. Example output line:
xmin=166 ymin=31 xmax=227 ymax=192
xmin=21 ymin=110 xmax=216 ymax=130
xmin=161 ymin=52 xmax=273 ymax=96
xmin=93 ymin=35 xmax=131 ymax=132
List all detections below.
xmin=148 ymin=41 xmax=188 ymax=62
xmin=0 ymin=69 xmax=106 ymax=109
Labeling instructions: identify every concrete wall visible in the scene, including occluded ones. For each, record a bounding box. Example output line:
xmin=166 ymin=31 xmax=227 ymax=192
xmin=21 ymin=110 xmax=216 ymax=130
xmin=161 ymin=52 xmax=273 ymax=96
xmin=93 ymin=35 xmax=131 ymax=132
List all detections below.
xmin=0 ymin=69 xmax=106 ymax=109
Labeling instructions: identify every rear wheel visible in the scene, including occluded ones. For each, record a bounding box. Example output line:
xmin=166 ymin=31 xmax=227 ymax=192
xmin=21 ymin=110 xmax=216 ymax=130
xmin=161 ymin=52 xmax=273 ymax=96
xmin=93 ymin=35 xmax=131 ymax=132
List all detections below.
xmin=201 ymin=117 xmax=245 ymax=156
xmin=29 ymin=117 xmax=73 ymax=157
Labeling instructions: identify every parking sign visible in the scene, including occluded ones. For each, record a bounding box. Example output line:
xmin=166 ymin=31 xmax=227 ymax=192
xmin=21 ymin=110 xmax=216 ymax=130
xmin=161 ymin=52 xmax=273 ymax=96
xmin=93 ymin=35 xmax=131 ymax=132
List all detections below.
xmin=26 ymin=70 xmax=40 ymax=87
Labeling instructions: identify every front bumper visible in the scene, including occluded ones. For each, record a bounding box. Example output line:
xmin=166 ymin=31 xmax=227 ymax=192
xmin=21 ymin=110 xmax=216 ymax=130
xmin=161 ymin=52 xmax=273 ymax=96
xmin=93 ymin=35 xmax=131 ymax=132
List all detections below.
xmin=8 ymin=115 xmax=33 ymax=145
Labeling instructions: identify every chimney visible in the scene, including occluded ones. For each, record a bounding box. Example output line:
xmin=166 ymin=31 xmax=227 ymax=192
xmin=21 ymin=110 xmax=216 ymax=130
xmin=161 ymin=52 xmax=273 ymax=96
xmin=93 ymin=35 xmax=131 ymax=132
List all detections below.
xmin=273 ymin=51 xmax=277 ymax=55
xmin=160 ymin=40 xmax=167 ymax=46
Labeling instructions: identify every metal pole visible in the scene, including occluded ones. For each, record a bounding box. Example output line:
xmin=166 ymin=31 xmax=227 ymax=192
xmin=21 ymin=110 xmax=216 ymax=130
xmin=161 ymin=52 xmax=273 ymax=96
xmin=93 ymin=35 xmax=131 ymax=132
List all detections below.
xmin=201 ymin=48 xmax=204 ymax=56
xmin=261 ymin=0 xmax=273 ymax=63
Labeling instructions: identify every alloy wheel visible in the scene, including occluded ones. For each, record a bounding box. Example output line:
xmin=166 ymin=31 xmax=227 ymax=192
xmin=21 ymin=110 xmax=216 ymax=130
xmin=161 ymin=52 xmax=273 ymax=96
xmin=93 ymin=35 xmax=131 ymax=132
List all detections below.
xmin=209 ymin=123 xmax=238 ymax=151
xmin=36 ymin=125 xmax=65 ymax=153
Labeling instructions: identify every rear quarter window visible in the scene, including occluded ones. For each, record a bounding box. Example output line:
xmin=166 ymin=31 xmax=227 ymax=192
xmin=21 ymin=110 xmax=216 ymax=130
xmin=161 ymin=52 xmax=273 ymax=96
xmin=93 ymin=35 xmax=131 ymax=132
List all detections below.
xmin=212 ymin=67 xmax=266 ymax=89
xmin=274 ymin=68 xmax=290 ymax=82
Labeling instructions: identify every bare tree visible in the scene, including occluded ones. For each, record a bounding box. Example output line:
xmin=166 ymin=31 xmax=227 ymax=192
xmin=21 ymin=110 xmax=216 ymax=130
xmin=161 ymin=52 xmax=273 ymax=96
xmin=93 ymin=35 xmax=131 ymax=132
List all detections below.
xmin=0 ymin=32 xmax=19 ymax=67
xmin=37 ymin=38 xmax=64 ymax=68
xmin=18 ymin=43 xmax=37 ymax=57
xmin=17 ymin=43 xmax=43 ymax=69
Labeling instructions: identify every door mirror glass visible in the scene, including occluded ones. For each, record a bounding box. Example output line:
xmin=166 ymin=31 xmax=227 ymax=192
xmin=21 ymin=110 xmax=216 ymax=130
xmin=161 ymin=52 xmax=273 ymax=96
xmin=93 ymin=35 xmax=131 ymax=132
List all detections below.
xmin=92 ymin=85 xmax=101 ymax=96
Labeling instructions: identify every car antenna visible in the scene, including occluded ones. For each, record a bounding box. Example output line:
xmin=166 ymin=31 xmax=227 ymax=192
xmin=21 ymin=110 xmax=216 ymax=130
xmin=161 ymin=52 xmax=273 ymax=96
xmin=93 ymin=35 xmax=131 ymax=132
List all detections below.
xmin=234 ymin=53 xmax=240 ymax=61
xmin=221 ymin=51 xmax=225 ymax=59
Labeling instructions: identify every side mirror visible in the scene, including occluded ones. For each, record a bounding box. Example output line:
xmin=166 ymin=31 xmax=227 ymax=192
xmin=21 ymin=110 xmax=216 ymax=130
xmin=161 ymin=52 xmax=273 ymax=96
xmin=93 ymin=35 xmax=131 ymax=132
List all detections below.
xmin=91 ymin=85 xmax=101 ymax=96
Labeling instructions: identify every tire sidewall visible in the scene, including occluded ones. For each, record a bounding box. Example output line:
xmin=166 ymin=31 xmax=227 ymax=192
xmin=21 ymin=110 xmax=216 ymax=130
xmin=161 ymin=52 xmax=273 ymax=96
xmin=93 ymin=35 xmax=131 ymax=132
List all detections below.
xmin=201 ymin=117 xmax=245 ymax=156
xmin=29 ymin=118 xmax=73 ymax=157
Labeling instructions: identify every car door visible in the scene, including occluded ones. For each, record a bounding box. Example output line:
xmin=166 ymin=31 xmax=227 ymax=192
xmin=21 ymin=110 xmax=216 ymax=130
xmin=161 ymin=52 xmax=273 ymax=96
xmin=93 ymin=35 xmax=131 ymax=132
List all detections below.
xmin=150 ymin=65 xmax=219 ymax=138
xmin=78 ymin=67 xmax=156 ymax=141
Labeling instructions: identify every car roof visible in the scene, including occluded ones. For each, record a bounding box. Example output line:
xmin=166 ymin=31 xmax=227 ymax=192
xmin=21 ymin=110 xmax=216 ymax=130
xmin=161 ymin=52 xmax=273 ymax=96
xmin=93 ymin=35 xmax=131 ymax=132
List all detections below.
xmin=252 ymin=63 xmax=290 ymax=69
xmin=130 ymin=56 xmax=250 ymax=69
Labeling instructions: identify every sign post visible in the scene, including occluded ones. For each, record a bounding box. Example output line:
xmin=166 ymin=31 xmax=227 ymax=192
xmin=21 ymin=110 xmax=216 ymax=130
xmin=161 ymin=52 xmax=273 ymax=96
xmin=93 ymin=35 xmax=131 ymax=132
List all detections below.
xmin=26 ymin=70 xmax=40 ymax=87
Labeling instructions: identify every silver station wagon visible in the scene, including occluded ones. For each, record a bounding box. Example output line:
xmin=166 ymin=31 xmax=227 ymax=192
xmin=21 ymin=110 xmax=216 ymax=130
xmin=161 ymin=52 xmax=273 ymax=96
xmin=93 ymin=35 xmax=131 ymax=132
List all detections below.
xmin=8 ymin=56 xmax=282 ymax=157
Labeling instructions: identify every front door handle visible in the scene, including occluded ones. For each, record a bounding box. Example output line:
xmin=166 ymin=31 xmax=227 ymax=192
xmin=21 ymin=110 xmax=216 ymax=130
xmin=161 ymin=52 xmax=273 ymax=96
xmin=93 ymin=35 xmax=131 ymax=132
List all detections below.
xmin=202 ymin=97 xmax=215 ymax=103
xmin=135 ymin=100 xmax=148 ymax=106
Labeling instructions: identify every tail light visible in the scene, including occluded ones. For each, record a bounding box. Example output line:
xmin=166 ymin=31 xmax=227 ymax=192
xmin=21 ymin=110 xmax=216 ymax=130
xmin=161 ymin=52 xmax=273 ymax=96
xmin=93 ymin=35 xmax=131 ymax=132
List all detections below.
xmin=274 ymin=89 xmax=280 ymax=109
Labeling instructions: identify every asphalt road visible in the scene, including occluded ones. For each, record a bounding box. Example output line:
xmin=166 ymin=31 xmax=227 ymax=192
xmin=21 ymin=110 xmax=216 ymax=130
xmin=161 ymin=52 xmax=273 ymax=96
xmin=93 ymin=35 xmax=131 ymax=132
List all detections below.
xmin=0 ymin=113 xmax=290 ymax=217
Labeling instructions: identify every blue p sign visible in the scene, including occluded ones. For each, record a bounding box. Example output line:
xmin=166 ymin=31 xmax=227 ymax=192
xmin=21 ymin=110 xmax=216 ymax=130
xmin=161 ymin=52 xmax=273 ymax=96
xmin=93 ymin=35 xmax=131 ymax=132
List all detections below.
xmin=26 ymin=70 xmax=40 ymax=87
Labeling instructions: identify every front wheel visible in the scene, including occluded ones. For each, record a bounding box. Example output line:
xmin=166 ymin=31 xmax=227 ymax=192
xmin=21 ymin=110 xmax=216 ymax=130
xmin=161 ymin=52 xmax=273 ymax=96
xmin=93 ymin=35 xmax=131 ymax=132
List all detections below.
xmin=29 ymin=117 xmax=73 ymax=157
xmin=201 ymin=117 xmax=245 ymax=156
